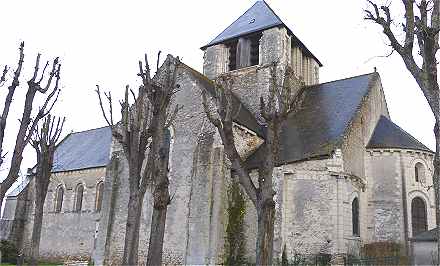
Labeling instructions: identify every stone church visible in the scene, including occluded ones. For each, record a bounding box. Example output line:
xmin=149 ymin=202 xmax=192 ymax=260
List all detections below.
xmin=1 ymin=1 xmax=436 ymax=264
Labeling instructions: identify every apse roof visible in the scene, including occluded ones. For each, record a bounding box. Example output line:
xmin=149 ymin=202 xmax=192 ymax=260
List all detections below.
xmin=201 ymin=1 xmax=322 ymax=66
xmin=366 ymin=115 xmax=432 ymax=152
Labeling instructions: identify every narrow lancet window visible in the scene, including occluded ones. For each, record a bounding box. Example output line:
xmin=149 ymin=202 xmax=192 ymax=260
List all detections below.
xmin=352 ymin=197 xmax=360 ymax=236
xmin=54 ymin=186 xmax=64 ymax=213
xmin=74 ymin=183 xmax=84 ymax=212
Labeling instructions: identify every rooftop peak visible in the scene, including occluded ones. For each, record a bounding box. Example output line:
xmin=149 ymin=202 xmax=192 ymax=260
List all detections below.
xmin=201 ymin=1 xmax=283 ymax=49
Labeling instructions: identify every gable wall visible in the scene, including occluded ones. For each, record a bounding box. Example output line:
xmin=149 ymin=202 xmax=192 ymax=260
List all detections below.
xmin=341 ymin=75 xmax=389 ymax=179
xmin=94 ymin=65 xmax=233 ymax=265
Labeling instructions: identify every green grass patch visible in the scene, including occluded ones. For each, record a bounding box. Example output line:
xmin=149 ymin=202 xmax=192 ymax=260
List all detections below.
xmin=0 ymin=263 xmax=61 ymax=266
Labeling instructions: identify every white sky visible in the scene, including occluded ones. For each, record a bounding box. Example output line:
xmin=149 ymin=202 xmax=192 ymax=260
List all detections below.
xmin=0 ymin=0 xmax=435 ymax=179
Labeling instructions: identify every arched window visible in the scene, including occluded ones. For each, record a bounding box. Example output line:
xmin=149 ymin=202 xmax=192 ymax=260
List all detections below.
xmin=352 ymin=197 xmax=360 ymax=236
xmin=95 ymin=181 xmax=104 ymax=212
xmin=415 ymin=163 xmax=425 ymax=183
xmin=412 ymin=197 xmax=427 ymax=236
xmin=74 ymin=184 xmax=84 ymax=212
xmin=54 ymin=185 xmax=64 ymax=213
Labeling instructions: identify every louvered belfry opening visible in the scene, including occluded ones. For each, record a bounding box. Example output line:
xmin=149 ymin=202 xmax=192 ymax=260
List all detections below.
xmin=227 ymin=41 xmax=237 ymax=71
xmin=227 ymin=32 xmax=261 ymax=71
xmin=411 ymin=197 xmax=427 ymax=236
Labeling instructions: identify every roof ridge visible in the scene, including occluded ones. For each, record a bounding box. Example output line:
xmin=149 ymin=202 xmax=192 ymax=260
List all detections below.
xmin=201 ymin=1 xmax=283 ymax=49
xmin=69 ymin=125 xmax=110 ymax=135
xmin=202 ymin=2 xmax=263 ymax=48
xmin=307 ymin=72 xmax=377 ymax=88
xmin=259 ymin=0 xmax=285 ymax=26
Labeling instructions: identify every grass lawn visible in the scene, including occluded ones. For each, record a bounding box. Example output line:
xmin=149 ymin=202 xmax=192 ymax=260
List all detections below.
xmin=0 ymin=263 xmax=61 ymax=266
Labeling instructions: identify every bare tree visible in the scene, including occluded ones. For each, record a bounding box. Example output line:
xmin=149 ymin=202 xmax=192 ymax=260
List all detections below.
xmin=0 ymin=43 xmax=61 ymax=211
xmin=202 ymin=62 xmax=304 ymax=265
xmin=0 ymin=42 xmax=25 ymax=167
xmin=29 ymin=115 xmax=65 ymax=266
xmin=365 ymin=0 xmax=440 ymax=262
xmin=96 ymin=54 xmax=180 ymax=266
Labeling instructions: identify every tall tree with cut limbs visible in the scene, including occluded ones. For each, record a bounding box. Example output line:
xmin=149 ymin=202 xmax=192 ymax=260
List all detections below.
xmin=96 ymin=54 xmax=180 ymax=265
xmin=0 ymin=42 xmax=24 ymax=167
xmin=202 ymin=62 xmax=304 ymax=265
xmin=29 ymin=115 xmax=65 ymax=266
xmin=365 ymin=0 xmax=440 ymax=262
xmin=0 ymin=43 xmax=61 ymax=211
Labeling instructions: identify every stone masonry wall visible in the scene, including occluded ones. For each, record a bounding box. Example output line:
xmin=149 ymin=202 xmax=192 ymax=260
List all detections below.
xmin=21 ymin=167 xmax=105 ymax=262
xmin=342 ymin=73 xmax=389 ymax=180
xmin=94 ymin=64 xmax=233 ymax=265
xmin=365 ymin=149 xmax=435 ymax=245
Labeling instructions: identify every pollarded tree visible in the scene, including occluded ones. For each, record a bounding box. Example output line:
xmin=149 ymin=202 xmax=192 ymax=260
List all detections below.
xmin=0 ymin=42 xmax=61 ymax=211
xmin=365 ymin=0 xmax=440 ymax=262
xmin=96 ymin=54 xmax=180 ymax=266
xmin=201 ymin=62 xmax=304 ymax=265
xmin=29 ymin=115 xmax=65 ymax=266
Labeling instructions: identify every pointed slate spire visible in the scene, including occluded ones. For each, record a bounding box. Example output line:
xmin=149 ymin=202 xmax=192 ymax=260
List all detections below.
xmin=201 ymin=1 xmax=284 ymax=49
xmin=201 ymin=1 xmax=322 ymax=66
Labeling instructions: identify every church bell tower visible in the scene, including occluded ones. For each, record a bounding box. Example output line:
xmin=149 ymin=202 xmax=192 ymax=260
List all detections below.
xmin=201 ymin=0 xmax=322 ymax=86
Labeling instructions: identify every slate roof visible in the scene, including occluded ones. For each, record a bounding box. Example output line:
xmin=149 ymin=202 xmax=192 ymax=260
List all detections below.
xmin=7 ymin=176 xmax=30 ymax=197
xmin=412 ymin=227 xmax=438 ymax=241
xmin=181 ymin=63 xmax=264 ymax=137
xmin=52 ymin=126 xmax=112 ymax=172
xmin=201 ymin=1 xmax=322 ymax=66
xmin=367 ymin=115 xmax=432 ymax=152
xmin=245 ymin=72 xmax=379 ymax=168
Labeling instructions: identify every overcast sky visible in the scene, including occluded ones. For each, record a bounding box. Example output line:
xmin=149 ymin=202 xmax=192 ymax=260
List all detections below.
xmin=0 ymin=0 xmax=434 ymax=179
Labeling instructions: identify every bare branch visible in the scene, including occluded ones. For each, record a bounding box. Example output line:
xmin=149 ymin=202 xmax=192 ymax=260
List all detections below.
xmin=0 ymin=42 xmax=25 ymax=157
xmin=95 ymin=85 xmax=113 ymax=127
xmin=0 ymin=65 xmax=8 ymax=87
xmin=201 ymin=89 xmax=221 ymax=127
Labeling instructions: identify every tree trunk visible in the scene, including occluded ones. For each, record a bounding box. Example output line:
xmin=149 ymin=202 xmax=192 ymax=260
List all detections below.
xmin=146 ymin=182 xmax=169 ymax=266
xmin=122 ymin=192 xmax=143 ymax=266
xmin=434 ymin=121 xmax=440 ymax=265
xmin=29 ymin=196 xmax=44 ymax=266
xmin=255 ymin=198 xmax=275 ymax=266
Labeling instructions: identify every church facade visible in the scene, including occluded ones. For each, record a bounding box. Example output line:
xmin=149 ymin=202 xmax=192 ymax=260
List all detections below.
xmin=1 ymin=1 xmax=436 ymax=264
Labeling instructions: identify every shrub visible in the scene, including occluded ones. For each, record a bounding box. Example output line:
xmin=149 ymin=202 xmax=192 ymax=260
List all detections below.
xmin=361 ymin=241 xmax=408 ymax=265
xmin=0 ymin=240 xmax=18 ymax=264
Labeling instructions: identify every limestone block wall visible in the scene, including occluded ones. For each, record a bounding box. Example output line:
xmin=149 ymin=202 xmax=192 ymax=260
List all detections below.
xmin=94 ymin=65 xmax=232 ymax=265
xmin=221 ymin=29 xmax=291 ymax=121
xmin=238 ymin=157 xmax=354 ymax=263
xmin=401 ymin=151 xmax=436 ymax=236
xmin=203 ymin=44 xmax=229 ymax=79
xmin=279 ymin=159 xmax=337 ymax=256
xmin=364 ymin=149 xmax=434 ymax=246
xmin=290 ymin=44 xmax=319 ymax=86
xmin=0 ymin=188 xmax=29 ymax=249
xmin=400 ymin=151 xmax=435 ymax=237
xmin=365 ymin=151 xmax=405 ymax=243
xmin=21 ymin=167 xmax=105 ymax=262
xmin=342 ymin=177 xmax=364 ymax=255
xmin=203 ymin=27 xmax=290 ymax=113
xmin=237 ymin=152 xmax=373 ymax=262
